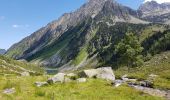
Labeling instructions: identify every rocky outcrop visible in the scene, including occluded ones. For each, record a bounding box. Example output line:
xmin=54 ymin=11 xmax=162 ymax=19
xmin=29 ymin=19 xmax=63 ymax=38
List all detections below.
xmin=0 ymin=49 xmax=6 ymax=55
xmin=78 ymin=67 xmax=115 ymax=81
xmin=138 ymin=1 xmax=170 ymax=24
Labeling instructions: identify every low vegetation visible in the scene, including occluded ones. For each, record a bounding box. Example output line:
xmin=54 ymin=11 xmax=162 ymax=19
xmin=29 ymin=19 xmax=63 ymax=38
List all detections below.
xmin=0 ymin=55 xmax=44 ymax=75
xmin=0 ymin=76 xmax=163 ymax=100
xmin=115 ymin=51 xmax=170 ymax=90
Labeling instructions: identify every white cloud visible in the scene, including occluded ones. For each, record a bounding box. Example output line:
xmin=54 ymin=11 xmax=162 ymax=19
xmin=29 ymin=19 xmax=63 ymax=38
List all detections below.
xmin=12 ymin=24 xmax=30 ymax=28
xmin=144 ymin=0 xmax=170 ymax=4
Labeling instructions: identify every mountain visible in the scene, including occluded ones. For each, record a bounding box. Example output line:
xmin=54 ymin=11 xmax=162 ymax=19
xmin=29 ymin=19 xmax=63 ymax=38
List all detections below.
xmin=138 ymin=1 xmax=170 ymax=24
xmin=6 ymin=0 xmax=170 ymax=72
xmin=0 ymin=49 xmax=6 ymax=55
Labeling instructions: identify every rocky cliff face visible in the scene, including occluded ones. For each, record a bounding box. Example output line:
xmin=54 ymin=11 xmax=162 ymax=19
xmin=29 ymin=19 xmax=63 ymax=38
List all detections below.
xmin=0 ymin=49 xmax=6 ymax=55
xmin=138 ymin=1 xmax=170 ymax=24
xmin=6 ymin=0 xmax=170 ymax=71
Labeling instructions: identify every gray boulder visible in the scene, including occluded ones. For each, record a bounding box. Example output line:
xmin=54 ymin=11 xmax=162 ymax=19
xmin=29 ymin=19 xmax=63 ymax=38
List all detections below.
xmin=77 ymin=78 xmax=87 ymax=83
xmin=47 ymin=73 xmax=66 ymax=84
xmin=78 ymin=67 xmax=115 ymax=81
xmin=35 ymin=82 xmax=48 ymax=87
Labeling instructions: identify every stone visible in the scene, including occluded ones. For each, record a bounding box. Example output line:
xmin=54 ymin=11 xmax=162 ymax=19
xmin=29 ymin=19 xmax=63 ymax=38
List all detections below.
xmin=3 ymin=88 xmax=15 ymax=94
xmin=66 ymin=73 xmax=76 ymax=77
xmin=130 ymin=85 xmax=167 ymax=97
xmin=20 ymin=72 xmax=30 ymax=76
xmin=96 ymin=67 xmax=115 ymax=81
xmin=47 ymin=73 xmax=66 ymax=84
xmin=79 ymin=69 xmax=98 ymax=78
xmin=140 ymin=80 xmax=153 ymax=88
xmin=35 ymin=82 xmax=48 ymax=87
xmin=114 ymin=80 xmax=124 ymax=87
xmin=121 ymin=74 xmax=129 ymax=81
xmin=77 ymin=78 xmax=87 ymax=83
xmin=78 ymin=67 xmax=115 ymax=81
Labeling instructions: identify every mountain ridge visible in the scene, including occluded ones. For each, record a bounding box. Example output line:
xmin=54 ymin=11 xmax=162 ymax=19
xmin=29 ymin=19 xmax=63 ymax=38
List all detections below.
xmin=6 ymin=0 xmax=170 ymax=71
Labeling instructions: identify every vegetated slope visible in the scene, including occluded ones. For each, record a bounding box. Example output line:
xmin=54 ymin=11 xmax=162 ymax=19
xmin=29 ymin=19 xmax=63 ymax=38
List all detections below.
xmin=115 ymin=51 xmax=170 ymax=90
xmin=0 ymin=55 xmax=44 ymax=75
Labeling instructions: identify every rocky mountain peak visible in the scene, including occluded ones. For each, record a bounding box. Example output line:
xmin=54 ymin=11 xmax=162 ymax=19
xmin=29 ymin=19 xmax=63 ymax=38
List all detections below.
xmin=139 ymin=1 xmax=170 ymax=17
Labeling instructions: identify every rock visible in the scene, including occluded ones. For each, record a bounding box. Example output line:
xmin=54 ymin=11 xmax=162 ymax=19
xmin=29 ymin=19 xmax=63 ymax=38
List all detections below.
xmin=114 ymin=80 xmax=124 ymax=87
xmin=121 ymin=74 xmax=137 ymax=82
xmin=78 ymin=67 xmax=115 ymax=81
xmin=130 ymin=85 xmax=167 ymax=97
xmin=140 ymin=80 xmax=153 ymax=88
xmin=47 ymin=73 xmax=66 ymax=84
xmin=96 ymin=67 xmax=115 ymax=81
xmin=3 ymin=88 xmax=15 ymax=94
xmin=79 ymin=69 xmax=98 ymax=78
xmin=77 ymin=78 xmax=87 ymax=83
xmin=20 ymin=72 xmax=30 ymax=76
xmin=166 ymin=90 xmax=170 ymax=100
xmin=66 ymin=73 xmax=77 ymax=80
xmin=67 ymin=73 xmax=76 ymax=77
xmin=35 ymin=82 xmax=48 ymax=87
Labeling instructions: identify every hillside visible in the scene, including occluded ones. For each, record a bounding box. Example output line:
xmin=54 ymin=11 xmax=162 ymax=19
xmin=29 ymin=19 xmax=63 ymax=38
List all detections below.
xmin=0 ymin=55 xmax=44 ymax=75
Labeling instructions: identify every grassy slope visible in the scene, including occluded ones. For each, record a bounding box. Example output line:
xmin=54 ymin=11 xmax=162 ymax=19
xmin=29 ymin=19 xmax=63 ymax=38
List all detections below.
xmin=115 ymin=51 xmax=170 ymax=90
xmin=0 ymin=76 xmax=163 ymax=100
xmin=0 ymin=55 xmax=44 ymax=75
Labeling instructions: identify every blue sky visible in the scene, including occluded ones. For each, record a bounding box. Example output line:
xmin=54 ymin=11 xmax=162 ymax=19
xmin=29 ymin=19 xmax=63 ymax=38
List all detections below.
xmin=0 ymin=0 xmax=146 ymax=49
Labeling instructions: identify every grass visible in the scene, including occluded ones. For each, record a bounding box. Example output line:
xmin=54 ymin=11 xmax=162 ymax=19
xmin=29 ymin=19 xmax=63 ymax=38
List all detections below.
xmin=0 ymin=75 xmax=163 ymax=100
xmin=0 ymin=55 xmax=44 ymax=75
xmin=115 ymin=51 xmax=170 ymax=90
xmin=72 ymin=47 xmax=88 ymax=66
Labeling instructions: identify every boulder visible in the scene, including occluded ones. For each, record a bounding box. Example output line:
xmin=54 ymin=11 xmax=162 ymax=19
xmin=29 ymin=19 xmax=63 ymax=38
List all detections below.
xmin=77 ymin=78 xmax=87 ymax=83
xmin=3 ymin=88 xmax=15 ymax=94
xmin=35 ymin=82 xmax=48 ymax=87
xmin=78 ymin=69 xmax=98 ymax=78
xmin=78 ymin=67 xmax=115 ymax=81
xmin=47 ymin=73 xmax=66 ymax=84
xmin=96 ymin=67 xmax=115 ymax=81
xmin=20 ymin=72 xmax=30 ymax=76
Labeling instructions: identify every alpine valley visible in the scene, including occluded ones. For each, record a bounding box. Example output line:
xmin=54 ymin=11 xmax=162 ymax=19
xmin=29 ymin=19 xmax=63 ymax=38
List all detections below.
xmin=1 ymin=0 xmax=170 ymax=99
